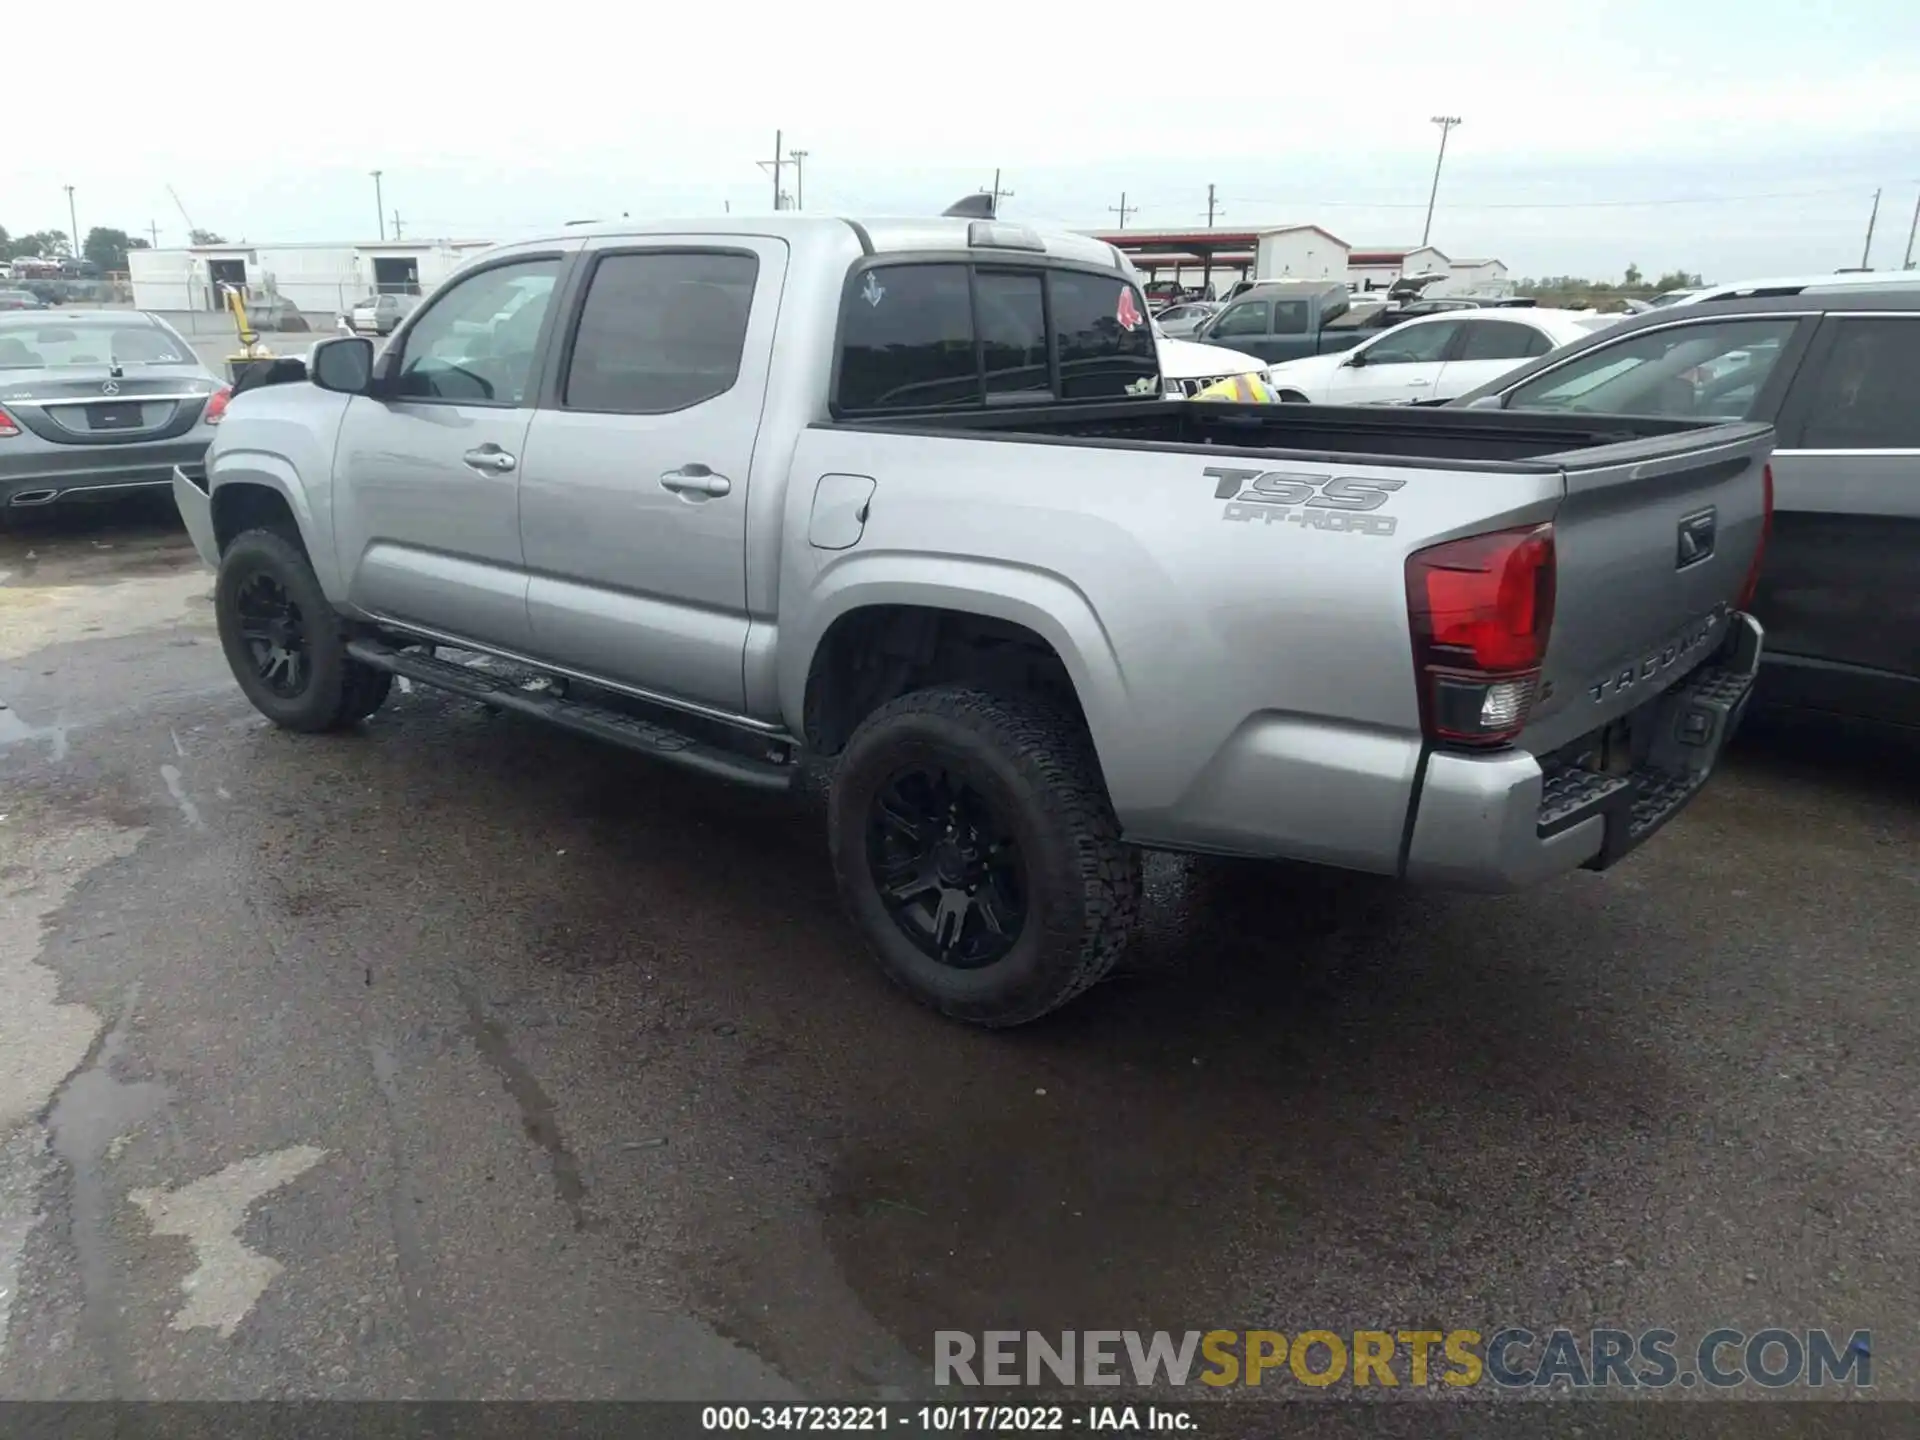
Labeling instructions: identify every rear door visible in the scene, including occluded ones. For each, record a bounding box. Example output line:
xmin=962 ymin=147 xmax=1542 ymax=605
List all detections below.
xmin=515 ymin=238 xmax=784 ymax=713
xmin=1322 ymin=318 xmax=1461 ymax=403
xmin=1433 ymin=318 xmax=1554 ymax=399
xmin=1763 ymin=312 xmax=1920 ymax=701
xmin=331 ymin=251 xmax=571 ymax=651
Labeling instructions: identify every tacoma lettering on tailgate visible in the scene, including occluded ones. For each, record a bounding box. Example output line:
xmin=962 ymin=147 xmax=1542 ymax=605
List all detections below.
xmin=1206 ymin=467 xmax=1405 ymax=536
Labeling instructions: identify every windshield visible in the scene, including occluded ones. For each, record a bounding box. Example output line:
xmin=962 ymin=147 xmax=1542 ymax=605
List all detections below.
xmin=0 ymin=318 xmax=193 ymax=368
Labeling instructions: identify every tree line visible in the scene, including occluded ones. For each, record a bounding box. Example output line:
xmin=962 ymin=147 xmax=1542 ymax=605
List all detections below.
xmin=1 ymin=223 xmax=227 ymax=271
xmin=1516 ymin=265 xmax=1706 ymax=307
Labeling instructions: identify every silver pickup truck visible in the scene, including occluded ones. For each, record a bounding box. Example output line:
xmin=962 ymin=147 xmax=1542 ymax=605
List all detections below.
xmin=172 ymin=214 xmax=1774 ymax=1027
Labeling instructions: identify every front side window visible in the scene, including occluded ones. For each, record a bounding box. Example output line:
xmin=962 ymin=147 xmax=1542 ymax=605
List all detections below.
xmin=564 ymin=250 xmax=758 ymax=414
xmin=1358 ymin=319 xmax=1460 ymax=365
xmin=393 ymin=258 xmax=562 ymax=405
xmin=1210 ymin=301 xmax=1269 ymax=338
xmin=1455 ymin=320 xmax=1552 ymax=362
xmin=1503 ymin=318 xmax=1797 ymax=419
xmin=1795 ymin=317 xmax=1920 ymax=449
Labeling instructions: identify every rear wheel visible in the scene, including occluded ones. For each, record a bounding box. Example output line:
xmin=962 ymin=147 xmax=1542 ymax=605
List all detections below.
xmin=1276 ymin=389 xmax=1311 ymax=403
xmin=828 ymin=686 xmax=1141 ymax=1027
xmin=215 ymin=528 xmax=390 ymax=731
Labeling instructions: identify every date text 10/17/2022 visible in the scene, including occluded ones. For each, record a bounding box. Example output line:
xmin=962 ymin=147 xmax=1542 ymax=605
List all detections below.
xmin=700 ymin=1406 xmax=1194 ymax=1432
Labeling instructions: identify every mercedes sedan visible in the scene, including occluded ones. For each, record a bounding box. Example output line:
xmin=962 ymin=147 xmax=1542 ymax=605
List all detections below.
xmin=0 ymin=310 xmax=229 ymax=515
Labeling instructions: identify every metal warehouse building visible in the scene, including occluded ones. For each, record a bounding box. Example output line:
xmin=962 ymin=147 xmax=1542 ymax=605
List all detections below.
xmin=128 ymin=239 xmax=496 ymax=318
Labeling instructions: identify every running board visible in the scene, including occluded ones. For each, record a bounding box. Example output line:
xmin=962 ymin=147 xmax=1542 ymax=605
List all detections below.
xmin=345 ymin=639 xmax=795 ymax=793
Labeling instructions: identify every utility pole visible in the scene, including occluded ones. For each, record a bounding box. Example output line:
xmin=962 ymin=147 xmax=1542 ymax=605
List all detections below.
xmin=64 ymin=185 xmax=78 ymax=257
xmin=1904 ymin=187 xmax=1920 ymax=270
xmin=371 ymin=170 xmax=386 ymax=240
xmin=1422 ymin=116 xmax=1461 ymax=247
xmin=392 ymin=211 xmax=404 ymax=240
xmin=1861 ymin=187 xmax=1882 ymax=269
xmin=1109 ymin=191 xmax=1137 ymax=229
xmin=758 ymin=130 xmax=786 ymax=211
xmin=148 ymin=220 xmax=160 ymax=248
xmin=788 ymin=149 xmax=808 ymax=210
xmin=984 ymin=169 xmax=1015 ymax=217
xmin=1205 ymin=183 xmax=1221 ymax=227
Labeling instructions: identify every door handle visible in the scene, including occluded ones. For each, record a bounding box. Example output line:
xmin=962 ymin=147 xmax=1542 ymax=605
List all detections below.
xmin=463 ymin=445 xmax=517 ymax=474
xmin=1406 ymin=379 xmax=1431 ymax=387
xmin=660 ymin=465 xmax=732 ymax=498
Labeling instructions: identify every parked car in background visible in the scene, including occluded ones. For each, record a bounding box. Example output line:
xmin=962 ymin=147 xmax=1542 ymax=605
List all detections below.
xmin=1451 ymin=290 xmax=1920 ymax=731
xmin=350 ymin=293 xmax=418 ymax=335
xmin=1192 ymin=279 xmax=1375 ymax=363
xmin=1153 ymin=301 xmax=1221 ymax=337
xmin=245 ymin=295 xmax=313 ymax=333
xmin=1663 ymin=271 xmax=1920 ymax=308
xmin=0 ymin=289 xmax=48 ymax=312
xmin=0 ymin=310 xmax=229 ymax=516
xmin=1262 ymin=308 xmax=1612 ymax=405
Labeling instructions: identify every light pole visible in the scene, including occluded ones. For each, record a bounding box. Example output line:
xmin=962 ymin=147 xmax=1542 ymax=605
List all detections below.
xmin=371 ymin=170 xmax=386 ymax=241
xmin=64 ymin=185 xmax=78 ymax=258
xmin=1904 ymin=185 xmax=1920 ymax=270
xmin=1422 ymin=116 xmax=1461 ymax=247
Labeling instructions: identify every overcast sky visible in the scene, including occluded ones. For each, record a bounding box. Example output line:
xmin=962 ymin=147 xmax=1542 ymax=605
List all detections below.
xmin=12 ymin=0 xmax=1920 ymax=281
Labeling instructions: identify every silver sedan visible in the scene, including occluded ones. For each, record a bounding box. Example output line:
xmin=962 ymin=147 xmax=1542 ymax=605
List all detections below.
xmin=0 ymin=310 xmax=227 ymax=515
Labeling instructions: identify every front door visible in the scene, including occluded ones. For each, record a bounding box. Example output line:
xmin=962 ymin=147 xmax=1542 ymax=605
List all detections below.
xmin=1766 ymin=313 xmax=1920 ymax=698
xmin=515 ymin=238 xmax=786 ymax=715
xmin=331 ymin=252 xmax=570 ymax=651
xmin=1321 ymin=318 xmax=1461 ymax=403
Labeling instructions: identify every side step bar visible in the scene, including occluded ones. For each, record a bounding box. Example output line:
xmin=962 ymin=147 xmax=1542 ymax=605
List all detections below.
xmin=345 ymin=639 xmax=795 ymax=793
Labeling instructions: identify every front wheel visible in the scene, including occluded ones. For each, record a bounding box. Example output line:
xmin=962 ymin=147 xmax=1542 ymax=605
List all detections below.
xmin=828 ymin=686 xmax=1141 ymax=1027
xmin=215 ymin=528 xmax=391 ymax=732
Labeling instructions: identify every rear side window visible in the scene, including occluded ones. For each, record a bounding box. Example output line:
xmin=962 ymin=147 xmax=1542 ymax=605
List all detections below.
xmin=564 ymin=251 xmax=758 ymax=414
xmin=1455 ymin=321 xmax=1552 ymax=362
xmin=835 ymin=262 xmax=1157 ymax=412
xmin=1270 ymin=300 xmax=1310 ymax=335
xmin=1210 ymin=301 xmax=1269 ymax=338
xmin=1794 ymin=317 xmax=1920 ymax=449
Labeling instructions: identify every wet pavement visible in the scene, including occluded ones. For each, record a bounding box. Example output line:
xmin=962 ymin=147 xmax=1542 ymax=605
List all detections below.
xmin=1 ymin=499 xmax=1917 ymax=1401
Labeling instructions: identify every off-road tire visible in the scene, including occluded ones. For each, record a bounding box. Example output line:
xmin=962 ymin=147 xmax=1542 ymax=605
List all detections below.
xmin=215 ymin=527 xmax=391 ymax=732
xmin=828 ymin=685 xmax=1141 ymax=1027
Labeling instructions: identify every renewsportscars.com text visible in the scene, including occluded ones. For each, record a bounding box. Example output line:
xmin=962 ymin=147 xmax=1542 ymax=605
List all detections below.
xmin=934 ymin=1328 xmax=1872 ymax=1391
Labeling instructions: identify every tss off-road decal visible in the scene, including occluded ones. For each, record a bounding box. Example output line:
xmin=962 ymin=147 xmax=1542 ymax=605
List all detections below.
xmin=1206 ymin=467 xmax=1406 ymax=536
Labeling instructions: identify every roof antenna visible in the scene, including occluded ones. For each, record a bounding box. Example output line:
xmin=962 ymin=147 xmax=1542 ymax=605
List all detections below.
xmin=942 ymin=193 xmax=997 ymax=220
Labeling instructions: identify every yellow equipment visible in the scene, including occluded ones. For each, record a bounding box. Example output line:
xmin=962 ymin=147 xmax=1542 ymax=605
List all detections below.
xmin=222 ymin=284 xmax=275 ymax=386
xmin=1189 ymin=371 xmax=1281 ymax=404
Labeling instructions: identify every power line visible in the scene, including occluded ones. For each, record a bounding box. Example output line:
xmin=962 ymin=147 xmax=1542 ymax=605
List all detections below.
xmin=1222 ymin=185 xmax=1876 ymax=213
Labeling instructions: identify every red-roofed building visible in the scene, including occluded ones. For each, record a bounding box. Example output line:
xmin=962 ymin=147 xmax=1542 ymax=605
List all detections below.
xmin=1347 ymin=245 xmax=1451 ymax=291
xmin=1081 ymin=223 xmax=1350 ymax=291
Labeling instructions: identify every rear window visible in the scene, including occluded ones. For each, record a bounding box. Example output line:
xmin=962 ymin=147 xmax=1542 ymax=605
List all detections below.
xmin=0 ymin=318 xmax=190 ymax=368
xmin=835 ymin=262 xmax=1157 ymax=413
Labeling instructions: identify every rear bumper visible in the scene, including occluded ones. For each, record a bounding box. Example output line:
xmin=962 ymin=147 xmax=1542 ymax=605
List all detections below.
xmin=3 ymin=436 xmax=210 ymax=506
xmin=1403 ymin=612 xmax=1764 ymax=891
xmin=171 ymin=465 xmax=220 ymax=569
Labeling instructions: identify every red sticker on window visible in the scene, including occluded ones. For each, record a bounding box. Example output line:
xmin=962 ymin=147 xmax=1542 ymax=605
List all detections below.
xmin=1116 ymin=288 xmax=1144 ymax=332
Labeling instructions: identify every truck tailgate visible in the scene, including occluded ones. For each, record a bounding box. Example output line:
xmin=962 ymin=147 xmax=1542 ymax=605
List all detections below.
xmin=1523 ymin=421 xmax=1773 ymax=753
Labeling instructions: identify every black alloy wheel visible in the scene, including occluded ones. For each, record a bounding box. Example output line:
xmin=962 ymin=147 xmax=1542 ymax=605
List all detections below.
xmin=233 ymin=570 xmax=310 ymax=698
xmin=867 ymin=765 xmax=1028 ymax=969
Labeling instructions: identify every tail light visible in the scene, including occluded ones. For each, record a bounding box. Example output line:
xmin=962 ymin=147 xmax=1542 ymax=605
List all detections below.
xmin=1406 ymin=523 xmax=1557 ymax=747
xmin=203 ymin=386 xmax=232 ymax=425
xmin=0 ymin=404 xmax=18 ymax=438
xmin=1737 ymin=461 xmax=1772 ymax=610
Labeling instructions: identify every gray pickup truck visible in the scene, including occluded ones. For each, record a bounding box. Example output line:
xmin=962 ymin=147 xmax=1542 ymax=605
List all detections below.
xmin=172 ymin=214 xmax=1774 ymax=1027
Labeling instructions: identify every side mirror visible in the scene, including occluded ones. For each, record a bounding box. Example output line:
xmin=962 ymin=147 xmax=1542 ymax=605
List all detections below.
xmin=1466 ymin=393 xmax=1505 ymax=409
xmin=1344 ymin=350 xmax=1368 ymax=367
xmin=309 ymin=335 xmax=376 ymax=395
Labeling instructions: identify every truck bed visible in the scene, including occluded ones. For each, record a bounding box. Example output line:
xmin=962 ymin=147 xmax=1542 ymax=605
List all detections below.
xmin=830 ymin=397 xmax=1735 ymax=468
